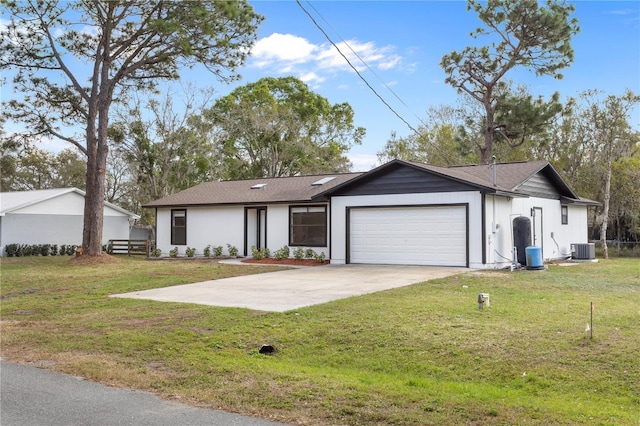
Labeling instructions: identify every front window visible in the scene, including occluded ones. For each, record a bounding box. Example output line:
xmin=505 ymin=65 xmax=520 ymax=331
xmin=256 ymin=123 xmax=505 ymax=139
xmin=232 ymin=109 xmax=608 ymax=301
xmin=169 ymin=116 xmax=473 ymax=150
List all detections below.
xmin=290 ymin=206 xmax=327 ymax=247
xmin=561 ymin=205 xmax=568 ymax=225
xmin=171 ymin=209 xmax=187 ymax=245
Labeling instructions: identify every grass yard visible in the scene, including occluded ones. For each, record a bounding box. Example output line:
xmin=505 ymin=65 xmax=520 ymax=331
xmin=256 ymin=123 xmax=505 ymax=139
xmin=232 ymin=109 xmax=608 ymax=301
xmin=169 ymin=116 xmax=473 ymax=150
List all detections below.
xmin=1 ymin=256 xmax=638 ymax=425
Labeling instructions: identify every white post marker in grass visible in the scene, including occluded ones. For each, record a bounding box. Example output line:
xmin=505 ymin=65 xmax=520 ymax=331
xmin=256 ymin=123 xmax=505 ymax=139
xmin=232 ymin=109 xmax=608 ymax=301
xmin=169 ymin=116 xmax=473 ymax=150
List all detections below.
xmin=586 ymin=302 xmax=594 ymax=339
xmin=590 ymin=302 xmax=594 ymax=340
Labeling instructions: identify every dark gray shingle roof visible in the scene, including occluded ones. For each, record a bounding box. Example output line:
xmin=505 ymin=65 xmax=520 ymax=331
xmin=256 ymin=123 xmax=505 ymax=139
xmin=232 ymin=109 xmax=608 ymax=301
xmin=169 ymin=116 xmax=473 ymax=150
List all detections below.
xmin=143 ymin=173 xmax=362 ymax=207
xmin=411 ymin=160 xmax=551 ymax=192
xmin=144 ymin=160 xmax=599 ymax=208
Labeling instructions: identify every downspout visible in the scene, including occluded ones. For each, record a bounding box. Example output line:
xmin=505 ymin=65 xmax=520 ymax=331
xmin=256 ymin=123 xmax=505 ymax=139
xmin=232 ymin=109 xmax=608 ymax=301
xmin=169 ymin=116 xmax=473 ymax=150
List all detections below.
xmin=489 ymin=156 xmax=497 ymax=267
xmin=328 ymin=200 xmax=332 ymax=261
xmin=153 ymin=208 xmax=158 ymax=253
xmin=481 ymin=192 xmax=486 ymax=265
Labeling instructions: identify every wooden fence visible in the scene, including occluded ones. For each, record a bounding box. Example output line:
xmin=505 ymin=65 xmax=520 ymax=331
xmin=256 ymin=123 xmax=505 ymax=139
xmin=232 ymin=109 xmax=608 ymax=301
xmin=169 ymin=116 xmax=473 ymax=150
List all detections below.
xmin=108 ymin=239 xmax=153 ymax=256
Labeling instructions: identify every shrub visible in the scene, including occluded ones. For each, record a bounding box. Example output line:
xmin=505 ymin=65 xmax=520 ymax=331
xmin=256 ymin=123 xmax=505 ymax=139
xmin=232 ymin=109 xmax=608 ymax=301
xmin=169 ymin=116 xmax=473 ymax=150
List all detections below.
xmin=227 ymin=244 xmax=238 ymax=257
xmin=213 ymin=245 xmax=223 ymax=257
xmin=59 ymin=245 xmax=67 ymax=256
xmin=169 ymin=247 xmax=179 ymax=258
xmin=5 ymin=244 xmax=18 ymax=257
xmin=314 ymin=252 xmax=326 ymax=264
xmin=39 ymin=244 xmax=51 ymax=256
xmin=251 ymin=246 xmax=270 ymax=260
xmin=305 ymin=248 xmax=316 ymax=259
xmin=150 ymin=247 xmax=162 ymax=258
xmin=185 ymin=247 xmax=196 ymax=257
xmin=203 ymin=245 xmax=212 ymax=257
xmin=293 ymin=247 xmax=304 ymax=260
xmin=251 ymin=246 xmax=263 ymax=260
xmin=274 ymin=246 xmax=290 ymax=261
xmin=50 ymin=244 xmax=58 ymax=256
xmin=66 ymin=245 xmax=77 ymax=256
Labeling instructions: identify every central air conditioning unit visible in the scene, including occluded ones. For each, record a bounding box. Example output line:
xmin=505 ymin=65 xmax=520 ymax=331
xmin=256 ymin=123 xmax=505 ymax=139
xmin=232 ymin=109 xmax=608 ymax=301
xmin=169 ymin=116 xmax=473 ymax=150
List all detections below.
xmin=571 ymin=243 xmax=595 ymax=260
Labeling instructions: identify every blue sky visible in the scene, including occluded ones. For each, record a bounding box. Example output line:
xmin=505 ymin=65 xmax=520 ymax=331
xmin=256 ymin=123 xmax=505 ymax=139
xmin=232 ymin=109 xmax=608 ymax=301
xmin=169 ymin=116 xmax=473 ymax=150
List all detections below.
xmin=210 ymin=0 xmax=639 ymax=171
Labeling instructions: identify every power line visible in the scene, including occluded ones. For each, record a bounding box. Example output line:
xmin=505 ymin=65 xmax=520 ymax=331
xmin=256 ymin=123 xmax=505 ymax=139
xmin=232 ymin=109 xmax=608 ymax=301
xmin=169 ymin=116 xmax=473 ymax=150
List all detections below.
xmin=296 ymin=1 xmax=455 ymax=167
xmin=295 ymin=0 xmax=419 ymax=134
xmin=304 ymin=1 xmax=426 ymax=128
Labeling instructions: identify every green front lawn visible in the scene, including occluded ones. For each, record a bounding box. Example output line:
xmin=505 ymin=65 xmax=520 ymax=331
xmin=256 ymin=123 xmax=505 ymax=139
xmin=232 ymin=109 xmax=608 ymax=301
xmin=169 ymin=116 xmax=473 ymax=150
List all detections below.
xmin=1 ymin=256 xmax=638 ymax=425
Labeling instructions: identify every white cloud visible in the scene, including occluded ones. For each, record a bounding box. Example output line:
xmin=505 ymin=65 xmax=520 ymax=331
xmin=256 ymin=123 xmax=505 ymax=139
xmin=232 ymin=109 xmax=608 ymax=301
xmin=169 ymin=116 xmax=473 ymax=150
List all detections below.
xmin=608 ymin=9 xmax=636 ymax=16
xmin=378 ymin=55 xmax=401 ymax=70
xmin=299 ymin=72 xmax=325 ymax=84
xmin=249 ymin=33 xmax=403 ymax=83
xmin=250 ymin=33 xmax=317 ymax=68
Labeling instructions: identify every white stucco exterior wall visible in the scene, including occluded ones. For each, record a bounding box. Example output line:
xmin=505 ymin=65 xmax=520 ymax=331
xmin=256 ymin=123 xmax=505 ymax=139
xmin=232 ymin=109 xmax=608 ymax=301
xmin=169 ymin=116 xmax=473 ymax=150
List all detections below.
xmin=154 ymin=204 xmax=329 ymax=258
xmin=487 ymin=195 xmax=589 ymax=267
xmin=155 ymin=206 xmax=244 ymax=257
xmin=330 ymin=191 xmax=483 ymax=267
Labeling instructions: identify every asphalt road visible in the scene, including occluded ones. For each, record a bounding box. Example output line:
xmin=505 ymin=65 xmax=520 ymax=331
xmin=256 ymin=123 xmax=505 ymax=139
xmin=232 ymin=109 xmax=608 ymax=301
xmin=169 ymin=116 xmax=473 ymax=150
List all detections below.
xmin=0 ymin=360 xmax=286 ymax=426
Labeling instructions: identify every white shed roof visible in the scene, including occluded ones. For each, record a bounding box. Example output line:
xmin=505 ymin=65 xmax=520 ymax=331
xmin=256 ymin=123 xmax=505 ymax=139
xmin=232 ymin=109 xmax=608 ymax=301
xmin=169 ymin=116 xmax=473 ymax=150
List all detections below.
xmin=0 ymin=188 xmax=140 ymax=219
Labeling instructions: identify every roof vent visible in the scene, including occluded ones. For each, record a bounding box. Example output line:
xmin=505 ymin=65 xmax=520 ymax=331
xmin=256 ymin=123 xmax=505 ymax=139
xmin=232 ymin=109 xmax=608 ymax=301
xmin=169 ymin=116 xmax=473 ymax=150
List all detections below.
xmin=251 ymin=183 xmax=267 ymax=189
xmin=312 ymin=177 xmax=336 ymax=186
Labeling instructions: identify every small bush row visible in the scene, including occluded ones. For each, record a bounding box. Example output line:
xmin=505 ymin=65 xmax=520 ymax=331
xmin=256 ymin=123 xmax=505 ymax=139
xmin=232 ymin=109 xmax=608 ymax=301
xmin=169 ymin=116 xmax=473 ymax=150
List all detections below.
xmin=255 ymin=245 xmax=326 ymax=263
xmin=152 ymin=244 xmax=239 ymax=258
xmin=4 ymin=243 xmax=108 ymax=257
xmin=5 ymin=243 xmax=73 ymax=257
xmin=149 ymin=244 xmax=326 ymax=263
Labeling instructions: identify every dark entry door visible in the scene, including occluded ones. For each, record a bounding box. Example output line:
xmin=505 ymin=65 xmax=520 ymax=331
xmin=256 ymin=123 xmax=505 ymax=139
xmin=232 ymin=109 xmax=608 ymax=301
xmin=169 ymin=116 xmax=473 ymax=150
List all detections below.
xmin=244 ymin=207 xmax=267 ymax=256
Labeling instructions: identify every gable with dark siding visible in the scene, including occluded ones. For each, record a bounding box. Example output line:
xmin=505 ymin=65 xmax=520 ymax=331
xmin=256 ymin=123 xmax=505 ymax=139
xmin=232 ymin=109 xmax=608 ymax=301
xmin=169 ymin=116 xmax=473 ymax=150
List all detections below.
xmin=329 ymin=163 xmax=478 ymax=196
xmin=516 ymin=174 xmax=561 ymax=199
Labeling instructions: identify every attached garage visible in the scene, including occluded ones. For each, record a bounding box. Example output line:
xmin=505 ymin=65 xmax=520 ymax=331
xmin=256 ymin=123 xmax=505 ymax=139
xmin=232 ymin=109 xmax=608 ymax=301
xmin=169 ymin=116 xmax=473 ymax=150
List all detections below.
xmin=347 ymin=204 xmax=468 ymax=267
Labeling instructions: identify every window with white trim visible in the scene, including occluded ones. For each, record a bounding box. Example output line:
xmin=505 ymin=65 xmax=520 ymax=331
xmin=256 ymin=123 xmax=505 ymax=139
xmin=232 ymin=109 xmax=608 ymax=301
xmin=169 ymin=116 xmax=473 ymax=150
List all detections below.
xmin=561 ymin=205 xmax=568 ymax=225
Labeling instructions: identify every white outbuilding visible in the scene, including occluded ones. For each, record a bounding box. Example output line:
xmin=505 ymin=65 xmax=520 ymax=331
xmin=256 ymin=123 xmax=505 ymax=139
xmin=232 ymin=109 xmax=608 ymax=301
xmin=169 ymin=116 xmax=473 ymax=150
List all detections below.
xmin=0 ymin=188 xmax=139 ymax=256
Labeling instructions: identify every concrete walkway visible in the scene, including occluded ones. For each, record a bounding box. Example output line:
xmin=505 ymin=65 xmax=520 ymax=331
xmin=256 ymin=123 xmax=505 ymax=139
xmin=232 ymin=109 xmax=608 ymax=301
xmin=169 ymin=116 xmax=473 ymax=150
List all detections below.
xmin=112 ymin=264 xmax=468 ymax=312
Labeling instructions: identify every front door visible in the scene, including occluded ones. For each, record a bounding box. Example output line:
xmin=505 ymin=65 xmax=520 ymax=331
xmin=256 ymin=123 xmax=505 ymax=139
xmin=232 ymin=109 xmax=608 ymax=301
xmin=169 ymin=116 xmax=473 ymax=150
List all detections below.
xmin=245 ymin=207 xmax=267 ymax=256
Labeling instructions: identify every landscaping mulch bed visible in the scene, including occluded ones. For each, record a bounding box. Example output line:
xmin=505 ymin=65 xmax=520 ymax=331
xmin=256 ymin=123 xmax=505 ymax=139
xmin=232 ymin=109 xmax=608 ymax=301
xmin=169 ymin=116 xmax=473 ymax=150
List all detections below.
xmin=241 ymin=258 xmax=329 ymax=266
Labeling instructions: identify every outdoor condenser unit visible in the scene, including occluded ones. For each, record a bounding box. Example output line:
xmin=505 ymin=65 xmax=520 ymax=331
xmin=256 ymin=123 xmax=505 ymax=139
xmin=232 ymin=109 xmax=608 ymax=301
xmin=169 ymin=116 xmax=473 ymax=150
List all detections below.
xmin=571 ymin=243 xmax=595 ymax=260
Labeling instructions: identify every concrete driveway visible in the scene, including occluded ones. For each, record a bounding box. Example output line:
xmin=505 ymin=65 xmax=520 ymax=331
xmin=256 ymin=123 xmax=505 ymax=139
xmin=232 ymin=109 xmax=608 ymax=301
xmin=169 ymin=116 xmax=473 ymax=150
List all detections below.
xmin=112 ymin=264 xmax=468 ymax=312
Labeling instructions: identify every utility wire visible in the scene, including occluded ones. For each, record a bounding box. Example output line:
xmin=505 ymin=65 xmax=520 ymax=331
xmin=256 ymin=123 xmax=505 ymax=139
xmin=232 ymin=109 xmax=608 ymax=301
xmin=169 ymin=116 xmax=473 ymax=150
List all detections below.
xmin=296 ymin=0 xmax=419 ymax=134
xmin=305 ymin=1 xmax=426 ymax=128
xmin=297 ymin=0 xmax=456 ymax=166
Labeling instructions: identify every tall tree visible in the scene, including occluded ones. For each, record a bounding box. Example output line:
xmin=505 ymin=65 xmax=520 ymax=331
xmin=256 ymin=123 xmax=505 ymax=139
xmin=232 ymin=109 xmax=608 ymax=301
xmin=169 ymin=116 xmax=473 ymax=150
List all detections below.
xmin=109 ymin=87 xmax=221 ymax=217
xmin=377 ymin=105 xmax=477 ymax=166
xmin=1 ymin=1 xmax=262 ymax=256
xmin=440 ymin=0 xmax=579 ymax=164
xmin=206 ymin=76 xmax=365 ymax=179
xmin=580 ymin=90 xmax=640 ymax=258
xmin=378 ymin=84 xmax=558 ymax=166
xmin=610 ymin=155 xmax=640 ymax=243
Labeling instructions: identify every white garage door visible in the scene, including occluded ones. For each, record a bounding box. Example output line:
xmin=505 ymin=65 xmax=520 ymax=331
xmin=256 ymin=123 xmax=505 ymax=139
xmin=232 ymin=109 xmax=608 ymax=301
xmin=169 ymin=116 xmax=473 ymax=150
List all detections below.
xmin=349 ymin=206 xmax=467 ymax=266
